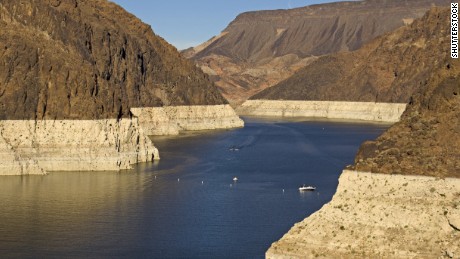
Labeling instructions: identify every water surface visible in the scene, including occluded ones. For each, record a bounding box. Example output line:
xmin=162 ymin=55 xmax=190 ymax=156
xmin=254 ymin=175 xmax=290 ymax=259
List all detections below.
xmin=0 ymin=117 xmax=388 ymax=258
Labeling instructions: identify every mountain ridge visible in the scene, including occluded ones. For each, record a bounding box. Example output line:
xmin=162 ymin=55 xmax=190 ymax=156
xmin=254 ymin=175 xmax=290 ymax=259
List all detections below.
xmin=252 ymin=6 xmax=450 ymax=103
xmin=0 ymin=0 xmax=226 ymax=120
xmin=185 ymin=0 xmax=450 ymax=104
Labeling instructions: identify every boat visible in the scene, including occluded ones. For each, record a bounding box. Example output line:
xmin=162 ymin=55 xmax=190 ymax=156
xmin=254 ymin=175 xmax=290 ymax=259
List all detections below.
xmin=233 ymin=177 xmax=238 ymax=181
xmin=229 ymin=146 xmax=240 ymax=151
xmin=299 ymin=185 xmax=316 ymax=191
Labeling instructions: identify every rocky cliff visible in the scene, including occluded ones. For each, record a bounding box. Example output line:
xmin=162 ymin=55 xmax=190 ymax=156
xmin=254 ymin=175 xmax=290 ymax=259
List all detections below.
xmin=250 ymin=7 xmax=460 ymax=178
xmin=267 ymin=7 xmax=460 ymax=258
xmin=253 ymin=6 xmax=451 ymax=103
xmin=0 ymin=0 xmax=226 ymax=120
xmin=185 ymin=0 xmax=450 ymax=104
xmin=0 ymin=0 xmax=241 ymax=175
xmin=353 ymin=27 xmax=460 ymax=178
xmin=267 ymin=170 xmax=460 ymax=258
xmin=0 ymin=119 xmax=158 ymax=175
xmin=237 ymin=100 xmax=406 ymax=123
xmin=131 ymin=105 xmax=244 ymax=136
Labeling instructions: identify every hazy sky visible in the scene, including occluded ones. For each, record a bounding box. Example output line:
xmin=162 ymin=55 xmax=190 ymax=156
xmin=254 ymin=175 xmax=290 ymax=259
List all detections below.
xmin=110 ymin=0 xmax=352 ymax=50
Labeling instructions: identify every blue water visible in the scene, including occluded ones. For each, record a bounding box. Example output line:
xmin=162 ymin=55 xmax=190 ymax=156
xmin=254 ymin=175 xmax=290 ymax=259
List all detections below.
xmin=0 ymin=117 xmax=388 ymax=258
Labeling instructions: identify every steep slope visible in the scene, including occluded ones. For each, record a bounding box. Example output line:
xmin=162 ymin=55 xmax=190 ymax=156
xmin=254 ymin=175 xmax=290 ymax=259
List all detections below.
xmin=0 ymin=0 xmax=242 ymax=175
xmin=185 ymin=0 xmax=450 ymax=104
xmin=253 ymin=6 xmax=451 ymax=103
xmin=0 ymin=0 xmax=226 ymax=120
xmin=354 ymin=43 xmax=460 ymax=177
xmin=267 ymin=8 xmax=460 ymax=258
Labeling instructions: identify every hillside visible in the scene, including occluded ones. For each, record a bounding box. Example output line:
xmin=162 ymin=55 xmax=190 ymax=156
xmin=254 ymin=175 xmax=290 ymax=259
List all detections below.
xmin=0 ymin=0 xmax=243 ymax=175
xmin=353 ymin=19 xmax=460 ymax=177
xmin=252 ymin=7 xmax=459 ymax=178
xmin=0 ymin=0 xmax=226 ymax=120
xmin=354 ymin=71 xmax=460 ymax=178
xmin=253 ymin=6 xmax=451 ymax=103
xmin=267 ymin=8 xmax=459 ymax=258
xmin=185 ymin=0 xmax=450 ymax=104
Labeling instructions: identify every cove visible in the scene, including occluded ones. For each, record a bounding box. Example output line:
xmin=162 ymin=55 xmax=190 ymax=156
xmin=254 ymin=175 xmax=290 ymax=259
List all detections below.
xmin=0 ymin=117 xmax=389 ymax=258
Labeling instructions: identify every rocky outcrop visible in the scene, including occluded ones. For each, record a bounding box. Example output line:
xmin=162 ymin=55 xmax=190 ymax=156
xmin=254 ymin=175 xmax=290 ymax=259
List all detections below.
xmin=0 ymin=132 xmax=44 ymax=175
xmin=267 ymin=170 xmax=460 ymax=259
xmin=0 ymin=0 xmax=226 ymax=120
xmin=185 ymin=0 xmax=450 ymax=104
xmin=352 ymin=7 xmax=460 ymax=179
xmin=0 ymin=118 xmax=158 ymax=175
xmin=237 ymin=100 xmax=406 ymax=123
xmin=354 ymin=70 xmax=460 ymax=178
xmin=267 ymin=7 xmax=460 ymax=258
xmin=131 ymin=105 xmax=244 ymax=135
xmin=0 ymin=0 xmax=242 ymax=175
xmin=253 ymin=7 xmax=452 ymax=104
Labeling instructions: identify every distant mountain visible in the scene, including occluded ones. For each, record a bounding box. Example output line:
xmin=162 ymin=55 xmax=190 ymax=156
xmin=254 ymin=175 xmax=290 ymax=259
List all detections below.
xmin=0 ymin=0 xmax=226 ymax=120
xmin=185 ymin=0 xmax=450 ymax=105
xmin=252 ymin=5 xmax=450 ymax=103
xmin=350 ymin=8 xmax=459 ymax=178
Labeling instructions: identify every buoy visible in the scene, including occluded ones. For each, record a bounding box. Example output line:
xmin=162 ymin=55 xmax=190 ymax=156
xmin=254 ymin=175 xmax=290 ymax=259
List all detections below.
xmin=202 ymin=181 xmax=204 ymax=184
xmin=178 ymin=178 xmax=180 ymax=182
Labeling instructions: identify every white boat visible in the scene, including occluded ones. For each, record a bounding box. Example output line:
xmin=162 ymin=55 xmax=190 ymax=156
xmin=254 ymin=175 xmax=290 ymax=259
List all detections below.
xmin=299 ymin=185 xmax=316 ymax=191
xmin=229 ymin=146 xmax=240 ymax=151
xmin=233 ymin=177 xmax=238 ymax=181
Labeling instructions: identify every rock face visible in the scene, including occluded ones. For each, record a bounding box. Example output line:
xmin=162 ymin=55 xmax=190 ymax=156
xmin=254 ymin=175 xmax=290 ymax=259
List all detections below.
xmin=354 ymin=71 xmax=460 ymax=178
xmin=131 ymin=105 xmax=244 ymax=136
xmin=267 ymin=170 xmax=460 ymax=259
xmin=185 ymin=0 xmax=450 ymax=104
xmin=267 ymin=7 xmax=460 ymax=258
xmin=351 ymin=7 xmax=460 ymax=179
xmin=237 ymin=100 xmax=406 ymax=123
xmin=0 ymin=118 xmax=158 ymax=175
xmin=253 ymin=6 xmax=451 ymax=103
xmin=0 ymin=0 xmax=226 ymax=120
xmin=0 ymin=0 xmax=242 ymax=175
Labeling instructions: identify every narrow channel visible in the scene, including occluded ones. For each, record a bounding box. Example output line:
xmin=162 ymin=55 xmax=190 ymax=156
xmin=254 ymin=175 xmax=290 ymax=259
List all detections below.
xmin=0 ymin=117 xmax=389 ymax=258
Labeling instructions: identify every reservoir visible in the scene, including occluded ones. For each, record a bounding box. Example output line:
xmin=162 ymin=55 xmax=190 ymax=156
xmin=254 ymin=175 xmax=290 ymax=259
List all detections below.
xmin=0 ymin=117 xmax=388 ymax=258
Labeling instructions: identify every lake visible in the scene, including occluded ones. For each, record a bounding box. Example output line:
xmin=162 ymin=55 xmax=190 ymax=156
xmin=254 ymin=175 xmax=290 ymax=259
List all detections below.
xmin=0 ymin=117 xmax=389 ymax=258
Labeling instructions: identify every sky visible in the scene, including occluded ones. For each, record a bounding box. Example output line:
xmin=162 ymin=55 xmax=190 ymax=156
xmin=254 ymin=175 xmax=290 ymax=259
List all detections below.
xmin=110 ymin=0 xmax=351 ymax=50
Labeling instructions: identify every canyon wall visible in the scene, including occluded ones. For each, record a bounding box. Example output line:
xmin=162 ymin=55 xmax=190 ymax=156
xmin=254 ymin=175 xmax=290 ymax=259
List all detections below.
xmin=0 ymin=118 xmax=158 ymax=175
xmin=267 ymin=170 xmax=460 ymax=259
xmin=253 ymin=7 xmax=452 ymax=104
xmin=266 ymin=8 xmax=459 ymax=258
xmin=131 ymin=105 xmax=244 ymax=136
xmin=0 ymin=0 xmax=243 ymax=176
xmin=185 ymin=0 xmax=450 ymax=104
xmin=0 ymin=105 xmax=244 ymax=175
xmin=237 ymin=100 xmax=406 ymax=123
xmin=0 ymin=0 xmax=227 ymax=121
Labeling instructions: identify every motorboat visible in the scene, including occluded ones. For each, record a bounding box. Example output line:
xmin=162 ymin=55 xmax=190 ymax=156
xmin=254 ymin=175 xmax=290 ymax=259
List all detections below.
xmin=233 ymin=177 xmax=238 ymax=181
xmin=299 ymin=185 xmax=316 ymax=191
xmin=229 ymin=146 xmax=240 ymax=151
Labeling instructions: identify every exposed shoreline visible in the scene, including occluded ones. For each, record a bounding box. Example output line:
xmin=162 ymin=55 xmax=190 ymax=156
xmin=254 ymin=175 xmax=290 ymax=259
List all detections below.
xmin=0 ymin=118 xmax=157 ymax=175
xmin=0 ymin=105 xmax=244 ymax=176
xmin=132 ymin=104 xmax=244 ymax=136
xmin=237 ymin=100 xmax=407 ymax=123
xmin=266 ymin=170 xmax=460 ymax=258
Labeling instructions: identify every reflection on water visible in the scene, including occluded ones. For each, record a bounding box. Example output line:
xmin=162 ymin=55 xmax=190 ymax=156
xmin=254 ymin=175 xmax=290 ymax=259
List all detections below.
xmin=0 ymin=117 xmax=388 ymax=258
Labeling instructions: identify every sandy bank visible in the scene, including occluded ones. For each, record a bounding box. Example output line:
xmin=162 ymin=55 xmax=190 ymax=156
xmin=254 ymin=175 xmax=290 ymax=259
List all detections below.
xmin=237 ymin=100 xmax=407 ymax=123
xmin=266 ymin=170 xmax=460 ymax=258
xmin=131 ymin=104 xmax=244 ymax=135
